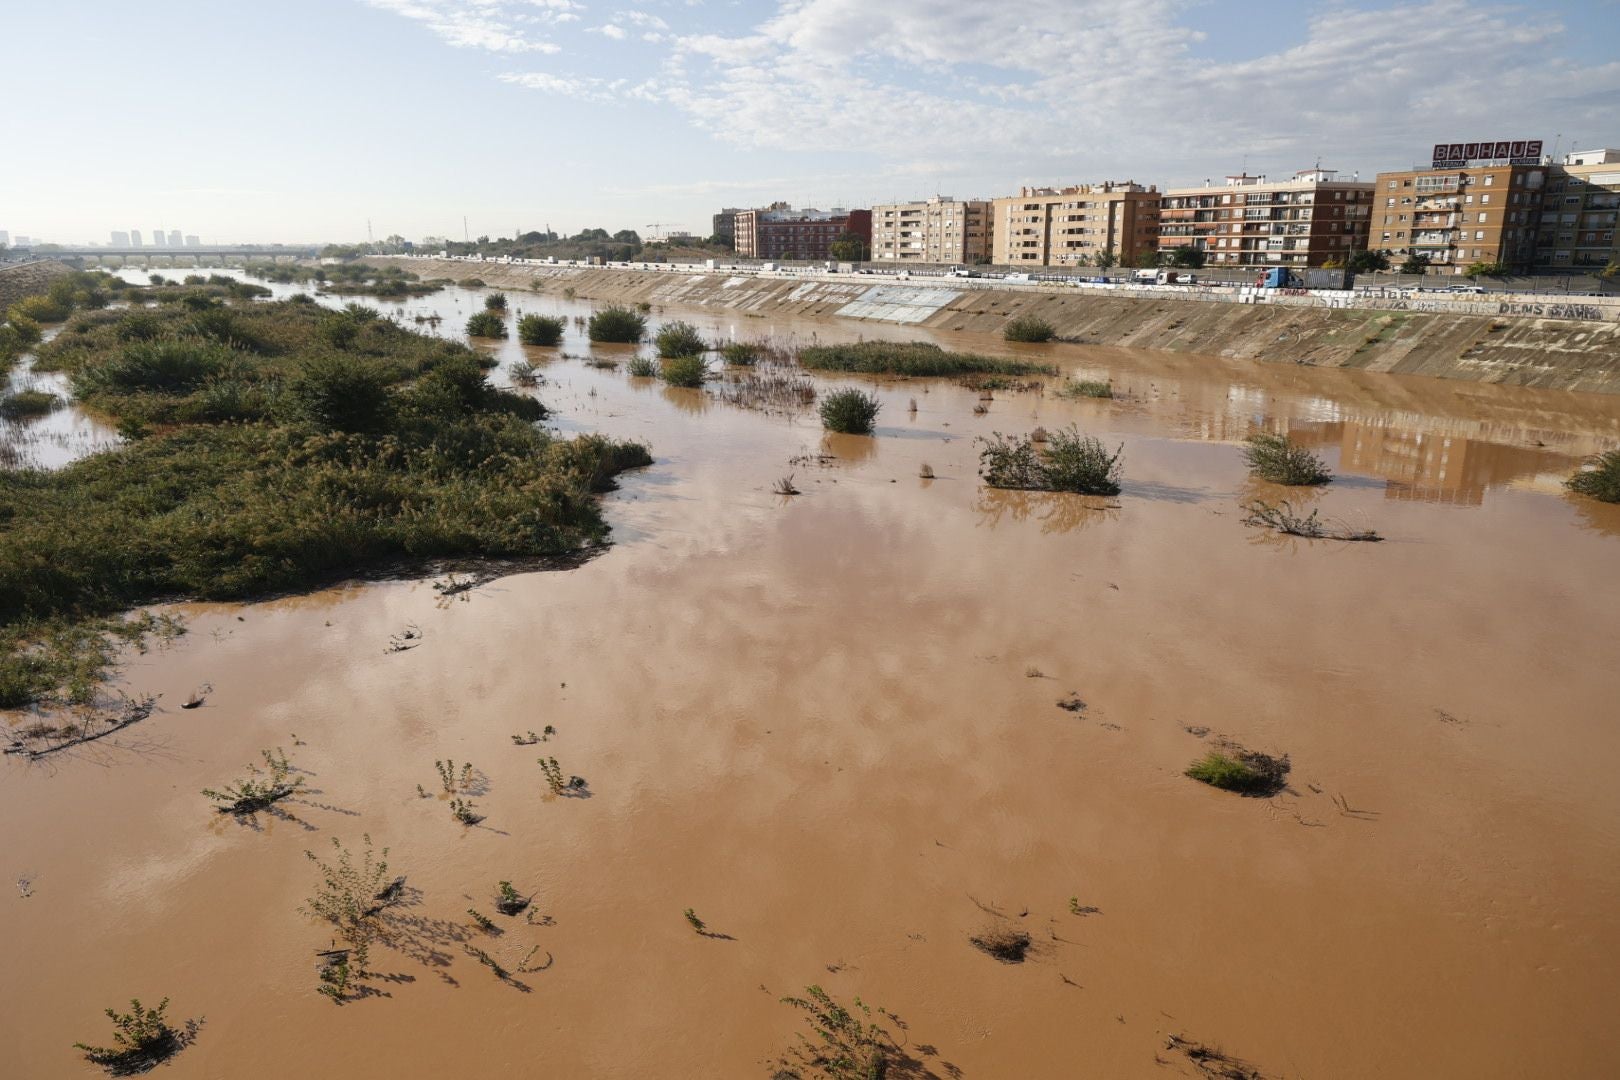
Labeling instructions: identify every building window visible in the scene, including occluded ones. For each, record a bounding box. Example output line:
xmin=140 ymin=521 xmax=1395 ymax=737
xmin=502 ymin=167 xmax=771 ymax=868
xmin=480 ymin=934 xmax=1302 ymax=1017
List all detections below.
xmin=1481 ymin=194 xmax=1491 ymax=204
xmin=1478 ymin=212 xmax=1488 ymax=223
xmin=1475 ymin=231 xmax=1485 ymax=240
xmin=1484 ymin=175 xmax=1494 ymax=186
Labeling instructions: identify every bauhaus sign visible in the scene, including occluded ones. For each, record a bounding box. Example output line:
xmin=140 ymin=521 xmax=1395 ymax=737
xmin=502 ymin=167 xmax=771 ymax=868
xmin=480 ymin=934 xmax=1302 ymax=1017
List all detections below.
xmin=1431 ymin=140 xmax=1544 ymax=168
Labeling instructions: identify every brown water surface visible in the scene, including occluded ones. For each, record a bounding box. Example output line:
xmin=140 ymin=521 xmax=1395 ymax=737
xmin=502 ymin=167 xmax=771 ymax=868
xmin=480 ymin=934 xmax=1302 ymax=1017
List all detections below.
xmin=4 ymin=276 xmax=1620 ymax=1078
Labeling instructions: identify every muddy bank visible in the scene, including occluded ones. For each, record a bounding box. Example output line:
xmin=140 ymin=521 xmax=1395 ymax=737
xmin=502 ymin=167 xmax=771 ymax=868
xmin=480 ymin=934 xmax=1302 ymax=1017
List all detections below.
xmin=0 ymin=259 xmax=74 ymax=312
xmin=380 ymin=256 xmax=1620 ymax=395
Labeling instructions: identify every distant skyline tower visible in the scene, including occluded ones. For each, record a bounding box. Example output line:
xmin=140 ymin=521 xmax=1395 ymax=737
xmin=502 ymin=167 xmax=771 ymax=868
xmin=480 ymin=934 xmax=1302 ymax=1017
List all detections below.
xmin=130 ymin=229 xmax=143 ymax=246
xmin=152 ymin=229 xmax=167 ymax=247
xmin=0 ymin=230 xmax=9 ymax=247
xmin=184 ymin=235 xmax=199 ymax=247
xmin=167 ymin=229 xmax=182 ymax=247
xmin=110 ymin=230 xmax=130 ymax=246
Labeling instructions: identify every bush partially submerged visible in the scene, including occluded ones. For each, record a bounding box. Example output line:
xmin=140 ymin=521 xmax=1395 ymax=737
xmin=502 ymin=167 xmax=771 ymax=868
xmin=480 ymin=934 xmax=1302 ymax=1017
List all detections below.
xmin=517 ymin=314 xmax=564 ymax=346
xmin=484 ymin=292 xmax=507 ymax=311
xmin=979 ymin=426 xmax=1122 ymax=495
xmin=1003 ymin=314 xmax=1056 ymax=343
xmin=625 ymin=355 xmax=659 ymax=377
xmin=819 ymin=387 xmax=881 ymax=434
xmin=75 ymin=997 xmax=183 ymax=1075
xmin=1056 ymin=379 xmax=1113 ymax=399
xmin=654 ymin=320 xmax=707 ymax=358
xmin=466 ymin=310 xmax=507 ymax=338
xmin=660 ymin=354 xmax=707 ymax=387
xmin=1566 ymin=449 xmax=1620 ymax=503
xmin=588 ymin=306 xmax=646 ymax=343
xmin=798 ymin=340 xmax=1056 ymax=377
xmin=719 ymin=341 xmax=761 ymax=366
xmin=0 ymin=389 xmax=60 ymax=418
xmin=1241 ymin=500 xmax=1381 ymax=542
xmin=1244 ymin=433 xmax=1331 ymax=485
xmin=1185 ymin=749 xmax=1290 ymax=796
xmin=969 ymin=925 xmax=1033 ymax=963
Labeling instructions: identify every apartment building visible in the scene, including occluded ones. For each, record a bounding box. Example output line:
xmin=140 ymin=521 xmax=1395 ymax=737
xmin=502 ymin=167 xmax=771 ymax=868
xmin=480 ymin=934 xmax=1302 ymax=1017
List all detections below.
xmin=1159 ymin=169 xmax=1372 ymax=268
xmin=992 ymin=182 xmax=1157 ymax=266
xmin=869 ymin=197 xmax=992 ymax=264
xmin=733 ymin=206 xmax=872 ymax=261
xmin=711 ymin=207 xmax=743 ymax=247
xmin=1368 ymin=142 xmax=1550 ymax=273
xmin=1536 ymin=150 xmax=1620 ymax=272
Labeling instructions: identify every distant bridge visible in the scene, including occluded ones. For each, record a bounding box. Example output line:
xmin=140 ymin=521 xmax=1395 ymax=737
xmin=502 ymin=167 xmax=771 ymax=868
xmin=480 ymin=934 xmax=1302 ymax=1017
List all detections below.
xmin=33 ymin=245 xmax=323 ymax=259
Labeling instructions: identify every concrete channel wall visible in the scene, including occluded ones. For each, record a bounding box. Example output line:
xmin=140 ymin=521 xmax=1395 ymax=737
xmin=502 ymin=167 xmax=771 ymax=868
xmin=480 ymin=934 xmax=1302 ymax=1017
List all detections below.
xmin=377 ymin=257 xmax=1620 ymax=396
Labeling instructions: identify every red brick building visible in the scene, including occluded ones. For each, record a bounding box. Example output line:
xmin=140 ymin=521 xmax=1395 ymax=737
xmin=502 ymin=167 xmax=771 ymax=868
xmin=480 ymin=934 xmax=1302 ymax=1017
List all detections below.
xmin=734 ymin=206 xmax=872 ymax=261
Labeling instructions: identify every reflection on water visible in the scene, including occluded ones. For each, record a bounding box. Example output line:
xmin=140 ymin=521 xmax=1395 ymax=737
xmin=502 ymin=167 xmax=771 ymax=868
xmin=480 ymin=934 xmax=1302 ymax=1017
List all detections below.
xmin=974 ymin=488 xmax=1121 ymax=534
xmin=62 ymin=264 xmax=1616 ymax=520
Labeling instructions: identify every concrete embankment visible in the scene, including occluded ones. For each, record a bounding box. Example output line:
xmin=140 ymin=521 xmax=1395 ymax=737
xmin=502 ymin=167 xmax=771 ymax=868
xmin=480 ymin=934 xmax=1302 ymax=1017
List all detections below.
xmin=0 ymin=260 xmax=73 ymax=312
xmin=379 ymin=257 xmax=1620 ymax=395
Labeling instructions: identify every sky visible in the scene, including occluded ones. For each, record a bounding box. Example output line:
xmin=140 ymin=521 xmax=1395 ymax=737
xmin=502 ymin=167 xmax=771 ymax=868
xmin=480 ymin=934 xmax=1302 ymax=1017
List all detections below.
xmin=2 ymin=0 xmax=1618 ymax=244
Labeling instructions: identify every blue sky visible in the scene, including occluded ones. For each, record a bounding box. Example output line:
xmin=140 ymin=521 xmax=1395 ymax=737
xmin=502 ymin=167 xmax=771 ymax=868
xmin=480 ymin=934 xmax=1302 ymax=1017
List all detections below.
xmin=2 ymin=0 xmax=1617 ymax=243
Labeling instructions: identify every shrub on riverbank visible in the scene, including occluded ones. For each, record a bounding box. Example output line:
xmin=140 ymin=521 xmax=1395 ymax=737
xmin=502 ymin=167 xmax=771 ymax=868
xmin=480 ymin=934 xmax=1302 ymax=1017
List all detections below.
xmin=589 ymin=306 xmax=646 ymax=343
xmin=1244 ymin=433 xmax=1332 ymax=485
xmin=466 ymin=310 xmax=507 ymax=338
xmin=979 ymin=426 xmax=1122 ymax=495
xmin=3 ymin=299 xmax=650 ymax=708
xmin=1567 ymin=450 xmax=1620 ymax=503
xmin=654 ymin=321 xmax=707 ymax=358
xmin=797 ymin=341 xmax=1056 ymax=377
xmin=1003 ymin=315 xmax=1056 ymax=343
xmin=660 ymin=354 xmax=707 ymax=387
xmin=819 ymin=388 xmax=881 ymax=434
xmin=457 ymin=277 xmax=486 ymax=288
xmin=517 ymin=314 xmax=565 ymax=346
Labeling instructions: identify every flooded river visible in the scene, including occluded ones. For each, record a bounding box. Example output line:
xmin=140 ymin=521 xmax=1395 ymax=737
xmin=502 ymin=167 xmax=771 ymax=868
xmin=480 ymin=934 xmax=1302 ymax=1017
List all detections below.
xmin=3 ymin=270 xmax=1619 ymax=1078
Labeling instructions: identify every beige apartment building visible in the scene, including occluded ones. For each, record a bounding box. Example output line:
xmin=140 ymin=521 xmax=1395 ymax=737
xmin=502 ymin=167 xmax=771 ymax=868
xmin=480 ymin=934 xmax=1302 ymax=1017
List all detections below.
xmin=1368 ymin=141 xmax=1550 ymax=273
xmin=1158 ymin=169 xmax=1372 ymax=268
xmin=1536 ymin=150 xmax=1620 ymax=272
xmin=991 ymin=182 xmax=1158 ymax=267
xmin=869 ymin=197 xmax=992 ymax=264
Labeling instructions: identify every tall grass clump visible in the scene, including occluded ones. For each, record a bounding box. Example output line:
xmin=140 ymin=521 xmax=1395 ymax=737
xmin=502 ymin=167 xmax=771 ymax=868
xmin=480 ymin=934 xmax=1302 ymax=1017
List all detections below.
xmin=625 ymin=355 xmax=659 ymax=377
xmin=1003 ymin=314 xmax=1056 ymax=343
xmin=1566 ymin=449 xmax=1620 ymax=503
xmin=719 ymin=341 xmax=761 ymax=366
xmin=517 ymin=314 xmax=565 ymax=346
xmin=484 ymin=292 xmax=508 ymax=311
xmin=654 ymin=321 xmax=707 ymax=358
xmin=1244 ymin=433 xmax=1332 ymax=485
xmin=979 ymin=426 xmax=1122 ymax=495
xmin=660 ymin=354 xmax=707 ymax=387
xmin=589 ymin=306 xmax=646 ymax=343
xmin=1056 ymin=379 xmax=1113 ymax=399
xmin=1185 ymin=749 xmax=1290 ymax=796
xmin=819 ymin=388 xmax=881 ymax=434
xmin=798 ymin=341 xmax=1056 ymax=377
xmin=466 ymin=310 xmax=508 ymax=338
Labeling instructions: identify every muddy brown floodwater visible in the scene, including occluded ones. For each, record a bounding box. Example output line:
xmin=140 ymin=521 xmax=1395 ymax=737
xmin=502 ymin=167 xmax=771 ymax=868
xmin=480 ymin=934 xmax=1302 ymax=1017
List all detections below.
xmin=4 ymin=274 xmax=1620 ymax=1078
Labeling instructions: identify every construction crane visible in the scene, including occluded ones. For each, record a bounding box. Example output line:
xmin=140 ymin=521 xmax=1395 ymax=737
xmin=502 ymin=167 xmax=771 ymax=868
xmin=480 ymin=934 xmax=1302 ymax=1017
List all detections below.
xmin=645 ymin=223 xmax=686 ymax=242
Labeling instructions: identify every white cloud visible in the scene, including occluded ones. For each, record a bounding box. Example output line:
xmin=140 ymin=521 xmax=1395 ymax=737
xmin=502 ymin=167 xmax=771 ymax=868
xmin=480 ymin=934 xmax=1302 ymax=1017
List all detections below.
xmin=655 ymin=0 xmax=1620 ymax=184
xmin=362 ymin=0 xmax=565 ymax=52
xmin=380 ymin=0 xmax=1620 ymax=190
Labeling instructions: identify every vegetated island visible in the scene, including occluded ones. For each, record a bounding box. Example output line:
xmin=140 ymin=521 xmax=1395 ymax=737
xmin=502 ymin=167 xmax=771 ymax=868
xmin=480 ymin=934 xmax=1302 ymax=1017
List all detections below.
xmin=244 ymin=261 xmax=446 ymax=298
xmin=0 ymin=290 xmax=649 ymax=714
